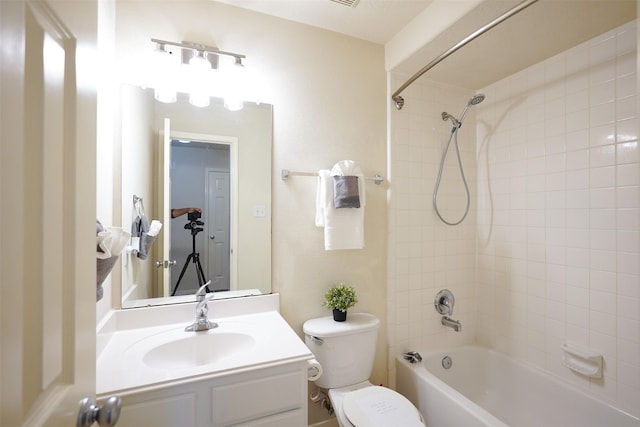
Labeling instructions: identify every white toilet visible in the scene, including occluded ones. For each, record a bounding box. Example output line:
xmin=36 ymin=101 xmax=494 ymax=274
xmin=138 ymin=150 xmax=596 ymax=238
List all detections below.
xmin=303 ymin=313 xmax=424 ymax=427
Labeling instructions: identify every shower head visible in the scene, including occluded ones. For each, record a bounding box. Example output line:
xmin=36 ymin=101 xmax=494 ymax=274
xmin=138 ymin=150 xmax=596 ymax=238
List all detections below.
xmin=468 ymin=94 xmax=485 ymax=106
xmin=441 ymin=94 xmax=486 ymax=130
xmin=458 ymin=93 xmax=486 ymax=126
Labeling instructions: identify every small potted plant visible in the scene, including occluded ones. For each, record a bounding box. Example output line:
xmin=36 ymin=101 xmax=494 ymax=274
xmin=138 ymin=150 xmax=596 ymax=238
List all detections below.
xmin=323 ymin=283 xmax=358 ymax=322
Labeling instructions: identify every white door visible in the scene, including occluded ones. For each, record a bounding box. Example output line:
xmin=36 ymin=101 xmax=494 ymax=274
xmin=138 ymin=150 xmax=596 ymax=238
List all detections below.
xmin=205 ymin=169 xmax=230 ymax=291
xmin=1 ymin=0 xmax=100 ymax=426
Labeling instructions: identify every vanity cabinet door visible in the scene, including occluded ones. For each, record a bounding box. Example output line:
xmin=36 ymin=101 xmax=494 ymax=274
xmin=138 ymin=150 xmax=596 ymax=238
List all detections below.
xmin=230 ymin=408 xmax=306 ymax=426
xmin=110 ymin=362 xmax=308 ymax=427
xmin=118 ymin=392 xmax=197 ymax=427
xmin=211 ymin=370 xmax=306 ymax=426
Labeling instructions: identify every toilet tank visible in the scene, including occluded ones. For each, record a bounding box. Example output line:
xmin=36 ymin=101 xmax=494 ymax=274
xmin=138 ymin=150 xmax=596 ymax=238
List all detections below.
xmin=303 ymin=313 xmax=380 ymax=389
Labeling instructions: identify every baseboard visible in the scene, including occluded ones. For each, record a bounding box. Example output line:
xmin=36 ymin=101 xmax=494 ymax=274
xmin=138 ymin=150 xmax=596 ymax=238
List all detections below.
xmin=308 ymin=418 xmax=338 ymax=427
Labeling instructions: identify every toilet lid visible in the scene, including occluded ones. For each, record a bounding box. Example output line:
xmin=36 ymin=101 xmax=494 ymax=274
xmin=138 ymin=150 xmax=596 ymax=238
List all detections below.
xmin=342 ymin=386 xmax=424 ymax=427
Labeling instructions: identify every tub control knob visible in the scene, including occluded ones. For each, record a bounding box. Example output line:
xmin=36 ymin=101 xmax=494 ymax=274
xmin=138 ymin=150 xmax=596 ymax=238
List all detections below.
xmin=434 ymin=289 xmax=455 ymax=316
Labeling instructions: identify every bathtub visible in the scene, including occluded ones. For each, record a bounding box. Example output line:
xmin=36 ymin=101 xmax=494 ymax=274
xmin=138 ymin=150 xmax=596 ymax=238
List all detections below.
xmin=396 ymin=345 xmax=639 ymax=427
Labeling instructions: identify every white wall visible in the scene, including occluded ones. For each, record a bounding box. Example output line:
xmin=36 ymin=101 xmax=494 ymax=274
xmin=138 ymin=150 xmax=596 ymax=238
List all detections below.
xmin=110 ymin=3 xmax=388 ymax=421
xmin=120 ymin=84 xmax=155 ymax=301
xmin=96 ymin=0 xmax=117 ymax=320
xmin=476 ymin=20 xmax=639 ymax=416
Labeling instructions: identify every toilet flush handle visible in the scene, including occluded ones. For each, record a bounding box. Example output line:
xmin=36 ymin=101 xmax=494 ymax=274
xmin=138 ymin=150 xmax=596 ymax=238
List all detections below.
xmin=310 ymin=336 xmax=324 ymax=345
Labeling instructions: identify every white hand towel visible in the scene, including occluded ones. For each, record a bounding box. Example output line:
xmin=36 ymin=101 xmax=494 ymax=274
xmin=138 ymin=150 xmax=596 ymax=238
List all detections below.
xmin=96 ymin=227 xmax=131 ymax=259
xmin=315 ymin=170 xmax=331 ymax=227
xmin=147 ymin=220 xmax=163 ymax=237
xmin=322 ymin=160 xmax=366 ymax=250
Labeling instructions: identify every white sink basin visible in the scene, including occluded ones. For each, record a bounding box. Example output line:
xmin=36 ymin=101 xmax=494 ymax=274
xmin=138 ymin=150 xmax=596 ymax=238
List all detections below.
xmin=97 ymin=296 xmax=315 ymax=395
xmin=141 ymin=331 xmax=256 ymax=370
xmin=124 ymin=322 xmax=258 ymax=371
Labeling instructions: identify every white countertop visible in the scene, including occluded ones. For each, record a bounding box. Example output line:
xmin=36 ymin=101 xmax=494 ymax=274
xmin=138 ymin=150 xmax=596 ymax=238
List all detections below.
xmin=97 ymin=294 xmax=313 ymax=396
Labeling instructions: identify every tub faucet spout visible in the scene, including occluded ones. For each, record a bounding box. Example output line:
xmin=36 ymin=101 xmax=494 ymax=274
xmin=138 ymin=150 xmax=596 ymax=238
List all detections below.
xmin=441 ymin=316 xmax=462 ymax=332
xmin=402 ymin=351 xmax=423 ymax=364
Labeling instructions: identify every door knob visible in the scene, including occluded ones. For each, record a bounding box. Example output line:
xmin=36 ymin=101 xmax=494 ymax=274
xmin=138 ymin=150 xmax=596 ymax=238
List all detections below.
xmin=209 ymin=234 xmax=215 ymax=240
xmin=156 ymin=260 xmax=177 ymax=268
xmin=77 ymin=396 xmax=121 ymax=427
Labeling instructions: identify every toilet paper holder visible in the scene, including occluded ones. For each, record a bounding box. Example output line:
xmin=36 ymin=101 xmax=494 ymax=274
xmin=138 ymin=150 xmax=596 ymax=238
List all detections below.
xmin=307 ymin=358 xmax=323 ymax=381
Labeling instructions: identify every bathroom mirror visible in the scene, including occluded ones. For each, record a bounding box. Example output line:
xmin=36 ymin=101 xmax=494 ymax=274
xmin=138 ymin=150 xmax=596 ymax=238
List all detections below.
xmin=120 ymin=84 xmax=272 ymax=308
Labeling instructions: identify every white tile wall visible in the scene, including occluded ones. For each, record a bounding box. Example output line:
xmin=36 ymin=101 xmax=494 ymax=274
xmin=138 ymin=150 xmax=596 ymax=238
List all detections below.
xmin=387 ymin=78 xmax=478 ymax=378
xmin=476 ymin=20 xmax=639 ymax=416
xmin=388 ymin=20 xmax=639 ymax=417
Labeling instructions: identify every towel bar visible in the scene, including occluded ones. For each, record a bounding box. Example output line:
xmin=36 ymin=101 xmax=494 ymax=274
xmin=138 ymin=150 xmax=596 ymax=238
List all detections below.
xmin=281 ymin=169 xmax=384 ymax=185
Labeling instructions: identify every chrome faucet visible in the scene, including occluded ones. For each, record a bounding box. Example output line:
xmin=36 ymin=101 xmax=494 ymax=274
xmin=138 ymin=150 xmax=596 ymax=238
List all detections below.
xmin=434 ymin=289 xmax=462 ymax=332
xmin=402 ymin=351 xmax=423 ymax=364
xmin=185 ymin=281 xmax=218 ymax=332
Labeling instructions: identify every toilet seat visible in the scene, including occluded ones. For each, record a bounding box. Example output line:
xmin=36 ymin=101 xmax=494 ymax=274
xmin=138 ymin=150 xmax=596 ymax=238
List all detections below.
xmin=341 ymin=386 xmax=424 ymax=427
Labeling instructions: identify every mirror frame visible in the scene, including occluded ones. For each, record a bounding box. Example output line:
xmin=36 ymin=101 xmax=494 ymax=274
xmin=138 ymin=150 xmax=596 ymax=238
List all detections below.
xmin=118 ymin=84 xmax=272 ymax=308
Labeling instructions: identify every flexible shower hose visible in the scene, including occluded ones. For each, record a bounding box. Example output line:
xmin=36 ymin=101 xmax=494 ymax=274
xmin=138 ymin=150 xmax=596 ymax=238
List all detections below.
xmin=433 ymin=126 xmax=470 ymax=226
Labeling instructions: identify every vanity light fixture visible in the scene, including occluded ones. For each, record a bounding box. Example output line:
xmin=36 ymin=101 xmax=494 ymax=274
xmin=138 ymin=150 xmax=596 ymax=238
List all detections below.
xmin=151 ymin=38 xmax=247 ymax=110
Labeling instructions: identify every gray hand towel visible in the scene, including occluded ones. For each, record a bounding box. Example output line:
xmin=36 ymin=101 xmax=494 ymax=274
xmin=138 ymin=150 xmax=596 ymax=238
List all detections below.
xmin=96 ymin=255 xmax=118 ymax=301
xmin=96 ymin=219 xmax=112 ymax=302
xmin=131 ymin=215 xmax=149 ymax=237
xmin=333 ymin=176 xmax=360 ymax=208
xmin=137 ymin=232 xmax=157 ymax=260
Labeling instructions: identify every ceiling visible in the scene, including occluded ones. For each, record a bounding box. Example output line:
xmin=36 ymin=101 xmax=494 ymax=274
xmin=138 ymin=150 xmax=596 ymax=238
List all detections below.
xmin=396 ymin=0 xmax=637 ymax=90
xmin=212 ymin=0 xmax=434 ymax=44
xmin=214 ymin=0 xmax=636 ymax=90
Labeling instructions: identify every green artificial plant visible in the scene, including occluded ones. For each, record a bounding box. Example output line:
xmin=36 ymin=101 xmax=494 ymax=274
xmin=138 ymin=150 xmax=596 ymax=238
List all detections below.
xmin=323 ymin=283 xmax=358 ymax=313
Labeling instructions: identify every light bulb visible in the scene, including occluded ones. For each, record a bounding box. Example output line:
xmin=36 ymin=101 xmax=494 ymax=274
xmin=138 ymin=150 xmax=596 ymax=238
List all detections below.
xmin=189 ymin=51 xmax=210 ymax=69
xmin=188 ymin=51 xmax=211 ymax=107
xmin=190 ymin=92 xmax=210 ymax=108
xmin=155 ymin=87 xmax=177 ymax=104
xmin=220 ymin=56 xmax=246 ymax=111
xmin=152 ymin=43 xmax=177 ymax=103
xmin=224 ymin=97 xmax=243 ymax=111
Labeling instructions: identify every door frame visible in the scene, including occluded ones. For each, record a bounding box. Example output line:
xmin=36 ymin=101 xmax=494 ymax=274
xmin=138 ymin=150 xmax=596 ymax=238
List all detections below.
xmin=159 ymin=130 xmax=238 ymax=294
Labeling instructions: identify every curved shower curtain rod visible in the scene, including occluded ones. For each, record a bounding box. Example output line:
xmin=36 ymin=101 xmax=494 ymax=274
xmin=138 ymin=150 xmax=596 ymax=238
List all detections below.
xmin=391 ymin=0 xmax=539 ymax=110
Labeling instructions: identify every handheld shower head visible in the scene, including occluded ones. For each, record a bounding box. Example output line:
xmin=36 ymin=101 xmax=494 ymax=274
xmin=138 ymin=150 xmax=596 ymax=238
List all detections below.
xmin=468 ymin=94 xmax=485 ymax=106
xmin=458 ymin=93 xmax=485 ymax=125
xmin=441 ymin=94 xmax=485 ymax=130
xmin=434 ymin=94 xmax=486 ymax=226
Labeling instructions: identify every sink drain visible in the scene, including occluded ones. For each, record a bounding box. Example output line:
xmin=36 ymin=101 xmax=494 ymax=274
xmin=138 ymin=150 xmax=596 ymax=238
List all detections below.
xmin=442 ymin=355 xmax=452 ymax=369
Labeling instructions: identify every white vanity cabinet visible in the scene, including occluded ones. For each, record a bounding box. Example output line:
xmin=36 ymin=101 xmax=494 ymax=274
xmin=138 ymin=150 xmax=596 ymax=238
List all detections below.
xmin=114 ymin=361 xmax=308 ymax=427
xmin=97 ymin=295 xmax=316 ymax=426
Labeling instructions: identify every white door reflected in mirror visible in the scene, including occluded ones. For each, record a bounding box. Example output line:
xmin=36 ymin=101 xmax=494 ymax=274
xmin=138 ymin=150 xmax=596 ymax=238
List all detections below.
xmin=168 ymin=138 xmax=234 ymax=296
